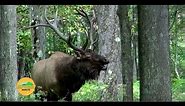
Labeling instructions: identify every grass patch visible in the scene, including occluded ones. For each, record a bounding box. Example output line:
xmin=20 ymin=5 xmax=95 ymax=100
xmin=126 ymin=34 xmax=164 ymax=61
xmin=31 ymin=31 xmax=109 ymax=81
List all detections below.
xmin=172 ymin=78 xmax=185 ymax=101
xmin=73 ymin=80 xmax=108 ymax=101
xmin=133 ymin=81 xmax=140 ymax=101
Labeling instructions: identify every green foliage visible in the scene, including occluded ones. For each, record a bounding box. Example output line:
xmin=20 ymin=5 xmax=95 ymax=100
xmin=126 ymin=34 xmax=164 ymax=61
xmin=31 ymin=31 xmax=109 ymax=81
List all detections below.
xmin=17 ymin=5 xmax=31 ymax=51
xmin=73 ymin=80 xmax=140 ymax=102
xmin=169 ymin=5 xmax=185 ymax=79
xmin=18 ymin=93 xmax=37 ymax=101
xmin=172 ymin=78 xmax=185 ymax=101
xmin=18 ymin=89 xmax=49 ymax=101
xmin=16 ymin=5 xmax=34 ymax=74
xmin=44 ymin=5 xmax=93 ymax=56
xmin=73 ymin=80 xmax=108 ymax=101
xmin=133 ymin=81 xmax=140 ymax=101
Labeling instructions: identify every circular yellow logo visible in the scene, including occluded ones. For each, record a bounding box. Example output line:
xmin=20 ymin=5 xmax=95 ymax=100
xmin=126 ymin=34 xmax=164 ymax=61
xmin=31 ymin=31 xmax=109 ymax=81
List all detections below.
xmin=16 ymin=77 xmax=36 ymax=96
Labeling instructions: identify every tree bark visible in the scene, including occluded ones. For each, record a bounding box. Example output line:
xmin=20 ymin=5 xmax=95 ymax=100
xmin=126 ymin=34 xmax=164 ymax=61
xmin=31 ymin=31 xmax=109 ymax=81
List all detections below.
xmin=94 ymin=5 xmax=123 ymax=101
xmin=0 ymin=5 xmax=18 ymax=101
xmin=138 ymin=5 xmax=172 ymax=101
xmin=131 ymin=5 xmax=139 ymax=81
xmin=30 ymin=5 xmax=46 ymax=62
xmin=117 ymin=5 xmax=133 ymax=102
xmin=17 ymin=48 xmax=26 ymax=79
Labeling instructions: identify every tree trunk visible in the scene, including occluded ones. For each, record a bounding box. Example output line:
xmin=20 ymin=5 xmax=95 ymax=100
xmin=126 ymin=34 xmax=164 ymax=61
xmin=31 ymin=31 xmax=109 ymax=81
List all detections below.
xmin=17 ymin=47 xmax=26 ymax=79
xmin=0 ymin=5 xmax=18 ymax=101
xmin=138 ymin=5 xmax=171 ymax=101
xmin=117 ymin=5 xmax=133 ymax=102
xmin=174 ymin=25 xmax=180 ymax=79
xmin=131 ymin=5 xmax=139 ymax=81
xmin=30 ymin=5 xmax=46 ymax=62
xmin=94 ymin=5 xmax=123 ymax=101
xmin=173 ymin=9 xmax=180 ymax=79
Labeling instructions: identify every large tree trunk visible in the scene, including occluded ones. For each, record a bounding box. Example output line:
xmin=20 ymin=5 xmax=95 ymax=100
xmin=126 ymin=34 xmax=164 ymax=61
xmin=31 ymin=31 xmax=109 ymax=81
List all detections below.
xmin=0 ymin=5 xmax=18 ymax=101
xmin=94 ymin=5 xmax=123 ymax=101
xmin=117 ymin=5 xmax=133 ymax=102
xmin=138 ymin=5 xmax=171 ymax=101
xmin=30 ymin=5 xmax=46 ymax=62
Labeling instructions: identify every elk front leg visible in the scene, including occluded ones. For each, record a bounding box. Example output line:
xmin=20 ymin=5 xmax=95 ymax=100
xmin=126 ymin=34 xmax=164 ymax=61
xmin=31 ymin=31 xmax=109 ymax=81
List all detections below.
xmin=47 ymin=89 xmax=59 ymax=101
xmin=62 ymin=90 xmax=72 ymax=102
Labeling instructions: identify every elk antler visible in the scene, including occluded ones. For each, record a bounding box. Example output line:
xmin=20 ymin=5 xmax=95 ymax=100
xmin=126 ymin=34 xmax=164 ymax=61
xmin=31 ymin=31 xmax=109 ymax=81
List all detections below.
xmin=44 ymin=7 xmax=85 ymax=53
xmin=27 ymin=6 xmax=87 ymax=54
xmin=75 ymin=8 xmax=96 ymax=50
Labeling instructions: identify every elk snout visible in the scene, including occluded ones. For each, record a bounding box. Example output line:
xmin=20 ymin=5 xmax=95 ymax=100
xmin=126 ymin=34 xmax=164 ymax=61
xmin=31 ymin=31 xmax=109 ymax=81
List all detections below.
xmin=101 ymin=58 xmax=109 ymax=70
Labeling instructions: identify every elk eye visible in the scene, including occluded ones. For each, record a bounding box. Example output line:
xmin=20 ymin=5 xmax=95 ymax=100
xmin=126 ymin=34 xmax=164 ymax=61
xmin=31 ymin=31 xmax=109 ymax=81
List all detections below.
xmin=100 ymin=58 xmax=109 ymax=64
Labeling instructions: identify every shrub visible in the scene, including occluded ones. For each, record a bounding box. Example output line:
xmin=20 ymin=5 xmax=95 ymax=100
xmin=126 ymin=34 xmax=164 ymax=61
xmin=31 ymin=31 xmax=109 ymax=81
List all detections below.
xmin=73 ymin=80 xmax=108 ymax=101
xmin=172 ymin=78 xmax=185 ymax=101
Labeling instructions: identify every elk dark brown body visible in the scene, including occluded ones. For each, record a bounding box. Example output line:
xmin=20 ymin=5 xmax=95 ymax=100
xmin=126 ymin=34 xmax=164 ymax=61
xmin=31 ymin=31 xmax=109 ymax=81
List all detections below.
xmin=32 ymin=50 xmax=109 ymax=101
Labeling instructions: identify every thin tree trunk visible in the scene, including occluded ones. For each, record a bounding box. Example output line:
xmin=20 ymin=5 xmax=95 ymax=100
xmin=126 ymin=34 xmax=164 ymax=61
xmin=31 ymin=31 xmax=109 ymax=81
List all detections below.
xmin=17 ymin=48 xmax=26 ymax=79
xmin=174 ymin=27 xmax=180 ymax=79
xmin=131 ymin=5 xmax=139 ymax=81
xmin=30 ymin=5 xmax=46 ymax=62
xmin=117 ymin=5 xmax=133 ymax=102
xmin=173 ymin=9 xmax=180 ymax=79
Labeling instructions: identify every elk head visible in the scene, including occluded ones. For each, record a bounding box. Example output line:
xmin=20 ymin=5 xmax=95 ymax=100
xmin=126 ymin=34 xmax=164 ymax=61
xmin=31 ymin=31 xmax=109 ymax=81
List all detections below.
xmin=68 ymin=8 xmax=109 ymax=79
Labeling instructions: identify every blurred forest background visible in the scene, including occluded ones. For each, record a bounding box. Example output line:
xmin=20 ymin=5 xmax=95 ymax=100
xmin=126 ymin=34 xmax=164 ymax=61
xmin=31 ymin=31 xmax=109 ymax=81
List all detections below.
xmin=0 ymin=5 xmax=185 ymax=102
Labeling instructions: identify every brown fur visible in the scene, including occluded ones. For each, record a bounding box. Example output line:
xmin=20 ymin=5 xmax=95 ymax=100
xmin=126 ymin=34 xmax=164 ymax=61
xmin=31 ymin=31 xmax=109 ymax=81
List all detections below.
xmin=31 ymin=50 xmax=109 ymax=101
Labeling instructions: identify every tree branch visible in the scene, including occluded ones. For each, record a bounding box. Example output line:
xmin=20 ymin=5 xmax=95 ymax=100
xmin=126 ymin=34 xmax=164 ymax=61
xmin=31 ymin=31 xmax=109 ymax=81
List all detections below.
xmin=22 ymin=24 xmax=50 ymax=30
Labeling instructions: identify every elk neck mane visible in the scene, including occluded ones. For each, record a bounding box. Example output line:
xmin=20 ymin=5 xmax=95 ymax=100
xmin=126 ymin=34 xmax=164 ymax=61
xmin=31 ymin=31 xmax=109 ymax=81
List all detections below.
xmin=54 ymin=55 xmax=100 ymax=82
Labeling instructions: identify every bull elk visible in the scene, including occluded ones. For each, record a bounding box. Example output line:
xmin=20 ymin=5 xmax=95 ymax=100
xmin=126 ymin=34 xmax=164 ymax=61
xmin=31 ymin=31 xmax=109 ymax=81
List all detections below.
xmin=30 ymin=7 xmax=109 ymax=101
